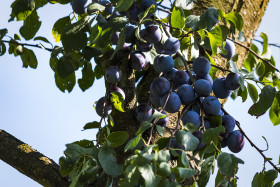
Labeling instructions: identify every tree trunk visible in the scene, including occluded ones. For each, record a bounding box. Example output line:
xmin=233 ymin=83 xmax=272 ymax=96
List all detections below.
xmin=0 ymin=0 xmax=269 ymax=186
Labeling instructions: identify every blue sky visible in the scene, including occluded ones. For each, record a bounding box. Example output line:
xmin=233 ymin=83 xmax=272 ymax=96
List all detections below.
xmin=0 ymin=1 xmax=280 ymax=186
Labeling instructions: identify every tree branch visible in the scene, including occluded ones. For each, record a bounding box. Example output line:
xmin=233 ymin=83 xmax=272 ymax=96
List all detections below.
xmin=0 ymin=129 xmax=70 ymax=186
xmin=1 ymin=40 xmax=53 ymax=52
xmin=221 ymin=108 xmax=280 ymax=173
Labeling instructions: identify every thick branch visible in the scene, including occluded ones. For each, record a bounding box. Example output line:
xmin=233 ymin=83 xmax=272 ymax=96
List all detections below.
xmin=0 ymin=129 xmax=70 ymax=187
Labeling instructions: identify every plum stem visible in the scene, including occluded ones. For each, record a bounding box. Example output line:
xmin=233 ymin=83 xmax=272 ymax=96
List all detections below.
xmin=221 ymin=107 xmax=280 ymax=173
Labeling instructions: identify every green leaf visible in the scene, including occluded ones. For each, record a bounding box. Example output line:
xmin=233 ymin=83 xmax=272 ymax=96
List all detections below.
xmin=147 ymin=109 xmax=166 ymax=123
xmin=197 ymin=156 xmax=215 ymax=187
xmin=176 ymin=130 xmax=199 ymax=151
xmin=247 ymin=83 xmax=258 ymax=103
xmin=224 ymin=12 xmax=243 ymax=31
xmin=229 ymin=59 xmax=238 ymax=73
xmin=34 ymin=0 xmax=48 ymax=9
xmin=158 ymin=150 xmax=170 ymax=163
xmin=10 ymin=0 xmax=35 ymax=21
xmin=205 ymin=52 xmax=218 ymax=80
xmin=94 ymin=64 xmax=103 ymax=79
xmin=209 ymin=25 xmax=229 ymax=47
xmin=158 ymin=162 xmax=171 ymax=177
xmin=52 ymin=16 xmax=71 ymax=42
xmin=184 ymin=123 xmax=198 ymax=133
xmin=185 ymin=15 xmax=200 ymax=30
xmin=206 ymin=31 xmax=217 ymax=56
xmin=19 ymin=10 xmax=41 ymax=40
xmin=87 ymin=3 xmax=105 ymax=15
xmin=57 ymin=56 xmax=74 ymax=78
xmin=252 ymin=172 xmax=267 ymax=187
xmin=136 ymin=121 xmax=153 ymax=135
xmin=61 ymin=16 xmax=90 ymax=52
xmin=180 ymin=151 xmax=189 ymax=167
xmin=207 ymin=115 xmax=222 ymax=128
xmin=72 ymin=140 xmax=95 ymax=148
xmin=198 ymin=7 xmax=219 ymax=30
xmin=260 ymin=32 xmax=268 ymax=56
xmin=217 ymin=152 xmax=244 ymax=179
xmin=202 ymin=126 xmax=225 ymax=144
xmin=264 ymin=169 xmax=278 ymax=184
xmin=256 ymin=62 xmax=265 ymax=77
xmin=55 ymin=72 xmax=76 ymax=93
xmin=249 ymin=85 xmax=276 ymax=117
xmin=34 ymin=36 xmax=51 ymax=44
xmin=269 ymin=92 xmax=280 ymax=126
xmin=138 ymin=164 xmax=161 ymax=187
xmin=107 ymin=131 xmax=129 ymax=148
xmin=238 ymin=84 xmax=248 ymax=102
xmin=238 ymin=31 xmax=246 ymax=42
xmin=156 ymin=125 xmax=164 ymax=136
xmin=83 ymin=121 xmax=99 ymax=130
xmin=110 ymin=92 xmax=125 ymax=112
xmin=98 ymin=146 xmax=122 ymax=177
xmin=157 ymin=137 xmax=170 ymax=150
xmin=78 ymin=63 xmax=95 ymax=92
xmin=82 ymin=46 xmax=102 ymax=61
xmin=64 ymin=143 xmax=98 ymax=158
xmin=0 ymin=29 xmax=8 ymax=40
xmin=115 ymin=0 xmax=134 ymax=12
xmin=20 ymin=48 xmax=38 ymax=68
xmin=171 ymin=7 xmax=185 ymax=29
xmin=175 ymin=167 xmax=196 ymax=179
xmin=0 ymin=42 xmax=6 ymax=56
xmin=125 ymin=134 xmax=141 ymax=152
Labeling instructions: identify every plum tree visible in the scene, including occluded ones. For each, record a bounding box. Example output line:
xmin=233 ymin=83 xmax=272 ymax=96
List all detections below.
xmin=1 ymin=0 xmax=279 ymax=187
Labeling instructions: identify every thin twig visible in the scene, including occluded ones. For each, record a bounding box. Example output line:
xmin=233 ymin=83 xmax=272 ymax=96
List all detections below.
xmin=1 ymin=40 xmax=53 ymax=52
xmin=158 ymin=7 xmax=172 ymax=14
xmin=254 ymin=39 xmax=280 ymax=48
xmin=221 ymin=107 xmax=280 ymax=173
xmin=229 ymin=39 xmax=280 ymax=73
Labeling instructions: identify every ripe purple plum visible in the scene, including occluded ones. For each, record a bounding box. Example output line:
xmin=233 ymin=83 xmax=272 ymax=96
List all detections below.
xmin=129 ymin=51 xmax=147 ymax=71
xmin=213 ymin=77 xmax=231 ymax=99
xmin=220 ymin=133 xmax=228 ymax=148
xmin=164 ymin=37 xmax=180 ymax=55
xmin=160 ymin=92 xmax=181 ymax=113
xmin=227 ymin=130 xmax=245 ymax=153
xmin=192 ymin=131 xmax=206 ymax=151
xmin=181 ymin=111 xmax=201 ymax=129
xmin=154 ymin=42 xmax=165 ymax=54
xmin=111 ymin=32 xmax=120 ymax=45
xmin=173 ymin=70 xmax=190 ymax=89
xmin=194 ymin=79 xmax=212 ymax=97
xmin=164 ymin=68 xmax=177 ymax=81
xmin=153 ymin=55 xmax=174 ymax=73
xmin=108 ymin=86 xmax=125 ymax=100
xmin=202 ymin=96 xmax=221 ymax=116
xmin=105 ymin=66 xmax=122 ymax=84
xmin=70 ymin=0 xmax=91 ymax=15
xmin=222 ymin=115 xmax=236 ymax=134
xmin=136 ymin=40 xmax=153 ymax=52
xmin=221 ymin=39 xmax=236 ymax=59
xmin=155 ymin=109 xmax=169 ymax=127
xmin=125 ymin=25 xmax=136 ymax=43
xmin=140 ymin=0 xmax=157 ymax=11
xmin=193 ymin=57 xmax=211 ymax=77
xmin=204 ymin=120 xmax=211 ymax=130
xmin=225 ymin=73 xmax=240 ymax=90
xmin=177 ymin=84 xmax=196 ymax=105
xmin=141 ymin=25 xmax=162 ymax=44
xmin=135 ymin=103 xmax=153 ymax=122
xmin=96 ymin=96 xmax=112 ymax=117
xmin=197 ymin=74 xmax=213 ymax=86
xmin=150 ymin=77 xmax=170 ymax=97
xmin=128 ymin=1 xmax=140 ymax=22
xmin=149 ymin=93 xmax=161 ymax=108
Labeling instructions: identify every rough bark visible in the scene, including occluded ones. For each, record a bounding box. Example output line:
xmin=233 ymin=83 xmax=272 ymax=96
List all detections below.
xmin=0 ymin=0 xmax=270 ymax=186
xmin=0 ymin=129 xmax=70 ymax=187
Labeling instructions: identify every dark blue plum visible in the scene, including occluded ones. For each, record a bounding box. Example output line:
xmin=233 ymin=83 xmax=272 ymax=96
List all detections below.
xmin=150 ymin=77 xmax=170 ymax=97
xmin=204 ymin=120 xmax=211 ymax=130
xmin=220 ymin=133 xmax=228 ymax=148
xmin=109 ymin=86 xmax=125 ymax=100
xmin=154 ymin=42 xmax=165 ymax=54
xmin=155 ymin=109 xmax=169 ymax=127
xmin=140 ymin=0 xmax=157 ymax=12
xmin=99 ymin=0 xmax=114 ymax=14
xmin=225 ymin=73 xmax=240 ymax=90
xmin=192 ymin=103 xmax=201 ymax=115
xmin=227 ymin=130 xmax=245 ymax=153
xmin=192 ymin=131 xmax=206 ymax=151
xmin=141 ymin=25 xmax=162 ymax=44
xmin=135 ymin=103 xmax=153 ymax=122
xmin=164 ymin=68 xmax=177 ymax=81
xmin=160 ymin=92 xmax=181 ymax=113
xmin=136 ymin=40 xmax=153 ymax=52
xmin=221 ymin=39 xmax=236 ymax=59
xmin=105 ymin=66 xmax=122 ymax=84
xmin=128 ymin=1 xmax=140 ymax=22
xmin=222 ymin=115 xmax=236 ymax=134
xmin=197 ymin=74 xmax=213 ymax=86
xmin=130 ymin=51 xmax=147 ymax=71
xmin=193 ymin=57 xmax=211 ymax=77
xmin=181 ymin=111 xmax=201 ymax=129
xmin=150 ymin=93 xmax=161 ymax=108
xmin=125 ymin=25 xmax=136 ymax=43
xmin=96 ymin=96 xmax=112 ymax=117
xmin=70 ymin=0 xmax=91 ymax=15
xmin=170 ymin=138 xmax=185 ymax=159
xmin=202 ymin=96 xmax=221 ymax=116
xmin=213 ymin=77 xmax=231 ymax=99
xmin=218 ymin=109 xmax=224 ymax=116
xmin=177 ymin=84 xmax=196 ymax=105
xmin=164 ymin=37 xmax=180 ymax=55
xmin=173 ymin=70 xmax=190 ymax=89
xmin=194 ymin=79 xmax=212 ymax=97
xmin=153 ymin=55 xmax=174 ymax=73
xmin=111 ymin=32 xmax=120 ymax=45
